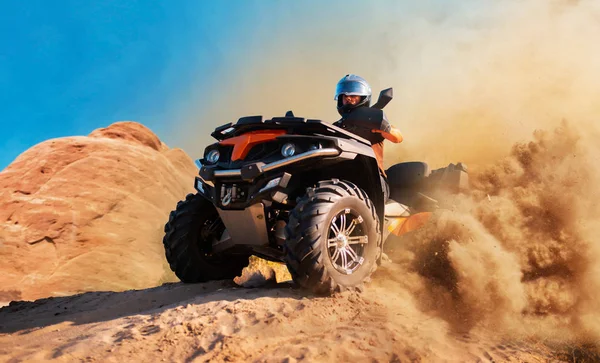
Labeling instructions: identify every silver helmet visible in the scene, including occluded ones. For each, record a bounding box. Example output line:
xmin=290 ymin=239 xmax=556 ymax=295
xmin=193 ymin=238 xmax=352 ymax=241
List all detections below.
xmin=334 ymin=74 xmax=372 ymax=115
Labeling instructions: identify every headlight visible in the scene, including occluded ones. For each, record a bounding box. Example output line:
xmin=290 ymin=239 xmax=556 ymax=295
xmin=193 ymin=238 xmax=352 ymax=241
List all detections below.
xmin=281 ymin=143 xmax=296 ymax=157
xmin=206 ymin=149 xmax=220 ymax=164
xmin=309 ymin=142 xmax=323 ymax=151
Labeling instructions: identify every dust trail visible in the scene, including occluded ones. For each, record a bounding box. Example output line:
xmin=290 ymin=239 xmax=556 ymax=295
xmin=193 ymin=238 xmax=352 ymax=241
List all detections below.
xmin=382 ymin=0 xmax=600 ymax=169
xmin=386 ymin=120 xmax=600 ymax=348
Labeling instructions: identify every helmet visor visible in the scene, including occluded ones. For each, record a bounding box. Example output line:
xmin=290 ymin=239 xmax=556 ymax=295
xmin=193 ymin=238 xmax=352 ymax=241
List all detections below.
xmin=334 ymin=81 xmax=371 ymax=100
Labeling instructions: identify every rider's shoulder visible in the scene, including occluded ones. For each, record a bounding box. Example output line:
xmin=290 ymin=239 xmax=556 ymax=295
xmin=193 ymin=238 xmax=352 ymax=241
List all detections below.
xmin=381 ymin=110 xmax=388 ymax=121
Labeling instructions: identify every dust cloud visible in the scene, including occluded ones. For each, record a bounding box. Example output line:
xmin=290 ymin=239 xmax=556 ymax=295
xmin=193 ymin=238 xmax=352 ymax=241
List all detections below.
xmin=384 ymin=120 xmax=600 ymax=350
xmin=383 ymin=0 xmax=600 ymax=170
xmin=380 ymin=0 xmax=600 ymax=346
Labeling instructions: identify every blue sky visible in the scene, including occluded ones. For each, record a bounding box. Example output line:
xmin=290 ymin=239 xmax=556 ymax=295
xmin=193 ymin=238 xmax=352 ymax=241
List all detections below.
xmin=0 ymin=1 xmax=278 ymax=170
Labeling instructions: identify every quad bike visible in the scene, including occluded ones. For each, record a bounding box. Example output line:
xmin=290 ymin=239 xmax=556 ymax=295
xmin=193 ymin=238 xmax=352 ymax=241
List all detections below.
xmin=162 ymin=87 xmax=469 ymax=295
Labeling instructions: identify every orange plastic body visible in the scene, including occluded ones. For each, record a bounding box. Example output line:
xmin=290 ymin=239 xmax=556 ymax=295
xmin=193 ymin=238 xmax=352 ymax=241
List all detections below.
xmin=387 ymin=212 xmax=432 ymax=236
xmin=219 ymin=130 xmax=286 ymax=161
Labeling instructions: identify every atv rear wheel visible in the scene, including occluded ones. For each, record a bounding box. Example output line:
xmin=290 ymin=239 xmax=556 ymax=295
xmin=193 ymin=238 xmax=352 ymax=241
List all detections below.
xmin=284 ymin=179 xmax=381 ymax=295
xmin=163 ymin=193 xmax=250 ymax=283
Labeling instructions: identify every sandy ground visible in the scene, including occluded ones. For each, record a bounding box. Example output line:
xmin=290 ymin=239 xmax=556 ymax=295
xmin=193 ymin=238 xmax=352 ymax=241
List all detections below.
xmin=1 ymin=259 xmax=595 ymax=363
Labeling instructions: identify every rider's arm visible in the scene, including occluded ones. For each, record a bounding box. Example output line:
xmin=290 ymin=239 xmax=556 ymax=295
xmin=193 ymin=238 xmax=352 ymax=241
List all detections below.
xmin=371 ymin=113 xmax=403 ymax=143
xmin=373 ymin=127 xmax=403 ymax=143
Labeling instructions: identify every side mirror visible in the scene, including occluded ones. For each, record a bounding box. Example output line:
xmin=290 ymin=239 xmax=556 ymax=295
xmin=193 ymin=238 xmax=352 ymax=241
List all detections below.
xmin=370 ymin=87 xmax=393 ymax=110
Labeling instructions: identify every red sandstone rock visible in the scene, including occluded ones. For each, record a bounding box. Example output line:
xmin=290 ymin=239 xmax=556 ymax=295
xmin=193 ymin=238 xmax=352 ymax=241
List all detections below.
xmin=0 ymin=121 xmax=197 ymax=300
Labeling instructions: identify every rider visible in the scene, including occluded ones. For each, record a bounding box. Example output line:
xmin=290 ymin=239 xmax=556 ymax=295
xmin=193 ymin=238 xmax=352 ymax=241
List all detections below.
xmin=333 ymin=74 xmax=404 ymax=202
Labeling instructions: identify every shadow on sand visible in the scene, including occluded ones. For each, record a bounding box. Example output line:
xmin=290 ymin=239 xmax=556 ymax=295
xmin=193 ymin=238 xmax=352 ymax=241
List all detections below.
xmin=0 ymin=279 xmax=308 ymax=334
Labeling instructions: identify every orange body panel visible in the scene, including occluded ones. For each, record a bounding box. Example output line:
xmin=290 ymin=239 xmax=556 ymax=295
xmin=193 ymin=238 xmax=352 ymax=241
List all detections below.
xmin=388 ymin=212 xmax=432 ymax=236
xmin=219 ymin=130 xmax=286 ymax=161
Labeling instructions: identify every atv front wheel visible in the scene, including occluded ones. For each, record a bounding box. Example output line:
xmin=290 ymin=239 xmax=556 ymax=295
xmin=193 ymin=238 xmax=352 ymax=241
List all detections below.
xmin=163 ymin=193 xmax=250 ymax=283
xmin=284 ymin=179 xmax=381 ymax=295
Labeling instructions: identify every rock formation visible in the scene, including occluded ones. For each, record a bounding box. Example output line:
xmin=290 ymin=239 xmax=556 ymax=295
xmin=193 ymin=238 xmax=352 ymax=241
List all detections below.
xmin=0 ymin=121 xmax=197 ymax=301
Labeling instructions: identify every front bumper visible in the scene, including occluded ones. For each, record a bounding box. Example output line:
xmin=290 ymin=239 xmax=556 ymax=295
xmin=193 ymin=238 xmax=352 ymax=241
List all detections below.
xmin=194 ymin=147 xmax=345 ymax=209
xmin=198 ymin=147 xmax=340 ymax=182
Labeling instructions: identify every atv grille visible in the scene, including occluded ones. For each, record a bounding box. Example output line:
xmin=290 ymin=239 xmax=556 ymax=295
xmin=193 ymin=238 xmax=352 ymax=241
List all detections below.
xmin=244 ymin=141 xmax=281 ymax=162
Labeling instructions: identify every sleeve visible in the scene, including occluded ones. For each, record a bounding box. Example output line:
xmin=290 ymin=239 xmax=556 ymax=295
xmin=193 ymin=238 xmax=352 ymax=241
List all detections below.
xmin=379 ymin=111 xmax=392 ymax=133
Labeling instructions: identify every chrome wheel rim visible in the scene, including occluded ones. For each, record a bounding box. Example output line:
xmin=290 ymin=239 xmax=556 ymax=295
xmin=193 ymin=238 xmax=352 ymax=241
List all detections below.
xmin=327 ymin=208 xmax=368 ymax=275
